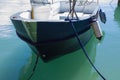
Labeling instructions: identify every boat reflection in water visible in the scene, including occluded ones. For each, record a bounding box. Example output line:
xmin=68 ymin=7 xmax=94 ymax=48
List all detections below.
xmin=114 ymin=6 xmax=120 ymax=22
xmin=20 ymin=36 xmax=98 ymax=80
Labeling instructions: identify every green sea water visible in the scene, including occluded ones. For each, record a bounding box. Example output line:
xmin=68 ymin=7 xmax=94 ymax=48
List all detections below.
xmin=0 ymin=0 xmax=120 ymax=80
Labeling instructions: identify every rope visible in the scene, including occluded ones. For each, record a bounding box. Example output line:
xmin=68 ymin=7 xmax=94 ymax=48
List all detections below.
xmin=66 ymin=0 xmax=79 ymax=20
xmin=27 ymin=54 xmax=40 ymax=80
xmin=69 ymin=19 xmax=106 ymax=80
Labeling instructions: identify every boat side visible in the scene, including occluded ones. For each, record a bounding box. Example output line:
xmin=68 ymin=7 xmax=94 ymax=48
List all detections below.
xmin=10 ymin=11 xmax=95 ymax=43
xmin=10 ymin=10 xmax=98 ymax=62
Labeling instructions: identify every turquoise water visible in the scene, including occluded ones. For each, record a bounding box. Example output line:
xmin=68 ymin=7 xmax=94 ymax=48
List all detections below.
xmin=1 ymin=0 xmax=120 ymax=80
xmin=0 ymin=25 xmax=31 ymax=80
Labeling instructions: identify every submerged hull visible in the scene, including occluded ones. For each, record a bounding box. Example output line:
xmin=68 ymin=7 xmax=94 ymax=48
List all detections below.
xmin=11 ymin=8 xmax=98 ymax=62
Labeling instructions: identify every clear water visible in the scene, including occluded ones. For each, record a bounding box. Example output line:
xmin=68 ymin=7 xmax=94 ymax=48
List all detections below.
xmin=0 ymin=0 xmax=120 ymax=80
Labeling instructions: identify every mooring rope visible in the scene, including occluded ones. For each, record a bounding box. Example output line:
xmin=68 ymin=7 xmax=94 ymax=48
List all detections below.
xmin=27 ymin=54 xmax=40 ymax=80
xmin=69 ymin=19 xmax=106 ymax=80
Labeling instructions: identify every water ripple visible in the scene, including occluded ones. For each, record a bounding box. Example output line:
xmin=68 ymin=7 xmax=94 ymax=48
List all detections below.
xmin=0 ymin=25 xmax=14 ymax=38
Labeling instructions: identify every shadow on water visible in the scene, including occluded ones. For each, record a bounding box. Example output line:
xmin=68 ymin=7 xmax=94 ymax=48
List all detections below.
xmin=20 ymin=36 xmax=99 ymax=80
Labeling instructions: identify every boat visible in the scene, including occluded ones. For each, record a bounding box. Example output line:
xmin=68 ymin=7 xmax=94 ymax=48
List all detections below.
xmin=10 ymin=0 xmax=101 ymax=62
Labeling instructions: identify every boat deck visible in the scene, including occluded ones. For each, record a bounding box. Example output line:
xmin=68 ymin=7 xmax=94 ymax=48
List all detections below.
xmin=48 ymin=12 xmax=91 ymax=20
xmin=18 ymin=11 xmax=90 ymax=21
